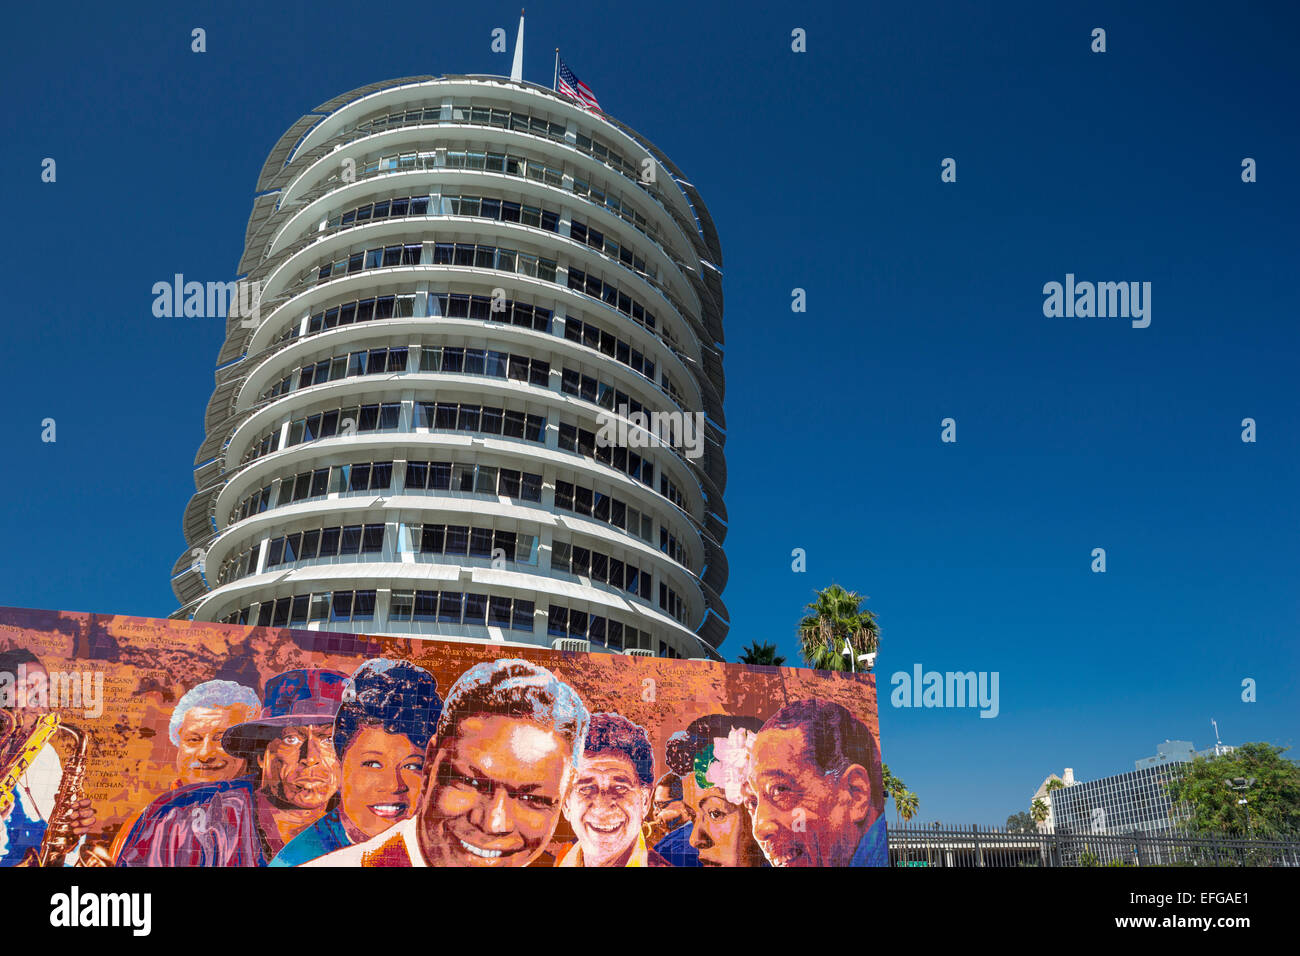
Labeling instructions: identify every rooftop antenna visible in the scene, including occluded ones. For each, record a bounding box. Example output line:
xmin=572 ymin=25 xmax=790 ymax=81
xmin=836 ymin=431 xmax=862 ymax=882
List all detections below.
xmin=510 ymin=10 xmax=525 ymax=83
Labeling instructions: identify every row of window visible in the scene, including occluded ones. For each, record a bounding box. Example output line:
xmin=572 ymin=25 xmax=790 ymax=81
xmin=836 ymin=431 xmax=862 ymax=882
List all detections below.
xmin=240 ymin=401 xmax=683 ymax=513
xmin=231 ymin=461 xmax=394 ymax=524
xmin=300 ymin=291 xmax=553 ymax=339
xmin=429 ymin=240 xmax=558 ymax=283
xmin=414 ymin=401 xmax=548 ymax=442
xmin=440 ymin=193 xmax=560 ymax=232
xmin=221 ymin=590 xmax=676 ymax=654
xmin=263 ymin=347 xmax=410 ymax=400
xmin=557 ymin=421 xmax=687 ymax=511
xmin=242 ymin=590 xmax=379 ymax=626
xmin=565 ymin=266 xmax=657 ymax=332
xmin=659 ymin=582 xmax=687 ymax=625
xmin=558 ymin=422 xmax=655 ymax=488
xmin=554 ymin=479 xmax=654 ymax=544
xmin=660 ymin=527 xmax=688 ymax=567
xmin=350 ymin=102 xmax=658 ymax=236
xmin=241 ymin=402 xmax=401 ymax=465
xmin=219 ymin=515 xmax=542 ymax=585
xmin=561 ymin=367 xmax=656 ymax=420
xmin=562 ymin=313 xmax=658 ymax=386
xmin=545 ymin=606 xmax=672 ymax=655
xmin=427 ymin=292 xmax=552 ymax=331
xmin=234 ymin=588 xmax=526 ymax=631
xmin=266 ymin=523 xmax=386 ymax=569
xmin=317 ymin=243 xmax=422 ymax=280
xmin=444 ymin=147 xmax=565 ymax=187
xmin=569 ymin=218 xmax=653 ymax=280
xmin=403 ymin=460 xmax=544 ymax=502
xmin=326 ymin=193 xmax=432 ymax=230
xmin=410 ymin=523 xmax=538 ymax=564
xmin=263 ymin=339 xmax=554 ymax=404
xmin=551 ymin=541 xmax=653 ymax=600
xmin=324 ymin=192 xmax=563 ymax=237
xmin=319 ymin=182 xmax=656 ymax=307
xmin=419 ymin=344 xmax=550 ymax=386
xmin=303 ymin=294 xmax=419 ymax=335
xmin=390 ymin=590 xmax=534 ymax=631
xmin=372 ymin=142 xmax=664 ymax=263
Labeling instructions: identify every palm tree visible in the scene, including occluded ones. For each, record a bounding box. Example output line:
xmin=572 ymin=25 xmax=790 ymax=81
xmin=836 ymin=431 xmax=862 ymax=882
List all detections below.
xmin=895 ymin=790 xmax=919 ymax=863
xmin=897 ymin=790 xmax=919 ymax=826
xmin=1031 ymin=798 xmax=1049 ymax=829
xmin=882 ymin=763 xmax=902 ymax=802
xmin=1045 ymin=778 xmax=1065 ymax=794
xmin=738 ymin=641 xmax=786 ymax=666
xmin=796 ymin=584 xmax=880 ymax=671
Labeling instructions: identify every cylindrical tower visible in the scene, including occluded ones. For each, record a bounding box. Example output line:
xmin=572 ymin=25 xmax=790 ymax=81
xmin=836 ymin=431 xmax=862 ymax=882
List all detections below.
xmin=170 ymin=75 xmax=727 ymax=660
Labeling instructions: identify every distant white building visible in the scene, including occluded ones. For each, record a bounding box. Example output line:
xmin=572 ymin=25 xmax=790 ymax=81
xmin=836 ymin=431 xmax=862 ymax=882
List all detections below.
xmin=1031 ymin=767 xmax=1076 ymax=831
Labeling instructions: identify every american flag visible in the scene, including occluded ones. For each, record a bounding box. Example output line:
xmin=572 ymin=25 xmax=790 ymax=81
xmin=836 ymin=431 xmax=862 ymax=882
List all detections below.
xmin=557 ymin=58 xmax=601 ymax=112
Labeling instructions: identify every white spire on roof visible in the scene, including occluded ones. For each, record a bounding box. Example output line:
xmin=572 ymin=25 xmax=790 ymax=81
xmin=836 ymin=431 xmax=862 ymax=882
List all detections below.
xmin=510 ymin=10 xmax=525 ymax=83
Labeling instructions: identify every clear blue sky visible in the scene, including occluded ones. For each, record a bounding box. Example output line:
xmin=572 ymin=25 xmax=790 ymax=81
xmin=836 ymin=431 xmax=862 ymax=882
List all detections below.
xmin=1 ymin=1 xmax=1296 ymax=825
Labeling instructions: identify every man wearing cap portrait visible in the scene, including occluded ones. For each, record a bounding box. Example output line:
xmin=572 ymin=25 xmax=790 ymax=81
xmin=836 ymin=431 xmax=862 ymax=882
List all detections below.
xmin=115 ymin=668 xmax=347 ymax=866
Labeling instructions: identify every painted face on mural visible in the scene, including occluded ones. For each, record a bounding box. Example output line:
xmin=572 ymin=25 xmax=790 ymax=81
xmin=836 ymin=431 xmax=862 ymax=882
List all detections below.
xmin=744 ymin=726 xmax=875 ymax=867
xmin=258 ymin=724 xmax=339 ymax=810
xmin=175 ymin=705 xmax=253 ymax=785
xmin=339 ymin=725 xmax=424 ymax=840
xmin=681 ymin=772 xmax=765 ymax=867
xmin=652 ymin=783 xmax=689 ymax=831
xmin=563 ymin=752 xmax=651 ymax=866
xmin=418 ymin=715 xmax=572 ymax=867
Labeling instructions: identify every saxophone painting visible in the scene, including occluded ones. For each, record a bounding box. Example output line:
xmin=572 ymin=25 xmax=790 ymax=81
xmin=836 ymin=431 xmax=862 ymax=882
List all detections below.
xmin=0 ymin=654 xmax=106 ymax=867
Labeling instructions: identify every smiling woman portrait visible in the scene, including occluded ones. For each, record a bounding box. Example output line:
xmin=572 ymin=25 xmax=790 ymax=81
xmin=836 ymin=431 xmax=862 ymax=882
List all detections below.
xmin=270 ymin=660 xmax=442 ymax=867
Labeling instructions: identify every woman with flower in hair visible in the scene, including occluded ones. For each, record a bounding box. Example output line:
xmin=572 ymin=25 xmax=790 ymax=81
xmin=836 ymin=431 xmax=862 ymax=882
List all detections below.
xmin=657 ymin=713 xmax=768 ymax=867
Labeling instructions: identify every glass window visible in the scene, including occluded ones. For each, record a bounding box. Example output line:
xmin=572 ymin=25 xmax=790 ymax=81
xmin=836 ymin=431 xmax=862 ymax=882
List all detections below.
xmin=438 ymin=592 xmax=463 ymax=624
xmin=521 ymin=472 xmax=542 ymax=502
xmin=489 ymin=596 xmax=512 ymax=627
xmin=463 ymin=592 xmax=487 ymax=625
xmin=331 ymin=591 xmax=353 ymax=621
xmin=512 ymin=600 xmax=534 ymax=631
xmin=469 ymin=527 xmax=493 ymax=558
xmin=444 ymin=525 xmax=469 ymax=555
xmin=547 ymin=605 xmax=568 ymax=637
xmin=390 ymin=590 xmax=414 ymax=621
xmin=353 ymin=590 xmax=376 ymax=620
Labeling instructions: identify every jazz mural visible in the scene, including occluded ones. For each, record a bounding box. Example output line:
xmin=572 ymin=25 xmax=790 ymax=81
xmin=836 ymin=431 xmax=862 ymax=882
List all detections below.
xmin=0 ymin=606 xmax=887 ymax=867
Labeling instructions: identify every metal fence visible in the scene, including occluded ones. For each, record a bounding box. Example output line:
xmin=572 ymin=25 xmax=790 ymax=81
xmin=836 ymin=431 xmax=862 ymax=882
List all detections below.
xmin=887 ymin=823 xmax=1300 ymax=867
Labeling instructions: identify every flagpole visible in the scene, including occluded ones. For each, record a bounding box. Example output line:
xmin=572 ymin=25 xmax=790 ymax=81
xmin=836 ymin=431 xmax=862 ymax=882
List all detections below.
xmin=553 ymin=48 xmax=559 ymax=91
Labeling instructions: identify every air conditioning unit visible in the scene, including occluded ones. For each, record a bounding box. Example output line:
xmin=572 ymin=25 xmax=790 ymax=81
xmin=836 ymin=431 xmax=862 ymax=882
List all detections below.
xmin=552 ymin=638 xmax=590 ymax=654
xmin=624 ymin=648 xmax=654 ymax=658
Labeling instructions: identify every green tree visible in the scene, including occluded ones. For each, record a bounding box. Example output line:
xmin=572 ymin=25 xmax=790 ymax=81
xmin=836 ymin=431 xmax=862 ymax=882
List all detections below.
xmin=737 ymin=641 xmax=786 ymax=666
xmin=897 ymin=790 xmax=919 ymax=827
xmin=1045 ymin=778 xmax=1065 ymax=794
xmin=1166 ymin=742 xmax=1300 ymax=837
xmin=1031 ymin=798 xmax=1049 ymax=827
xmin=1006 ymin=811 xmax=1037 ymax=834
xmin=796 ymin=584 xmax=880 ymax=672
xmin=1078 ymin=847 xmax=1100 ymax=867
